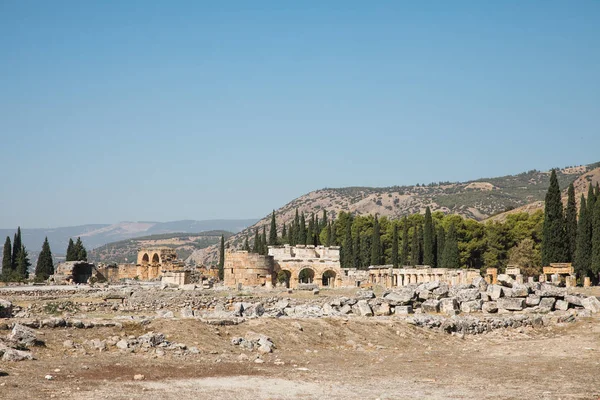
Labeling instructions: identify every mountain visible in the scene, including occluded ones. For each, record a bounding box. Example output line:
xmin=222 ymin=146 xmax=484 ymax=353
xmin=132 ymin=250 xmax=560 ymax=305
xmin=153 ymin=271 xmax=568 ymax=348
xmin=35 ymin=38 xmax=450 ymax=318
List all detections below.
xmin=188 ymin=162 xmax=600 ymax=265
xmin=0 ymin=219 xmax=256 ymax=262
xmin=89 ymin=230 xmax=233 ymax=264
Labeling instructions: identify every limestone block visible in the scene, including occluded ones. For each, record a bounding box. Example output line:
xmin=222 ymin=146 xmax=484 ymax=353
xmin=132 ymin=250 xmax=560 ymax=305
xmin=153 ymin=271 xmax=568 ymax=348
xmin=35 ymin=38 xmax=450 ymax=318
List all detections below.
xmin=383 ymin=288 xmax=415 ymax=306
xmin=555 ymin=300 xmax=569 ymax=311
xmin=482 ymin=301 xmax=498 ymax=313
xmin=538 ymin=297 xmax=556 ymax=313
xmin=535 ymin=283 xmax=567 ymax=298
xmin=460 ymin=300 xmax=483 ymax=313
xmin=497 ymin=274 xmax=515 ymax=288
xmin=472 ymin=276 xmax=488 ymax=292
xmin=486 ymin=285 xmax=502 ymax=300
xmin=394 ymin=305 xmax=414 ymax=315
xmin=375 ymin=303 xmax=391 ymax=316
xmin=510 ymin=283 xmax=530 ymax=297
xmin=440 ymin=298 xmax=459 ymax=314
xmin=497 ymin=297 xmax=525 ymax=311
xmin=354 ymin=300 xmax=373 ymax=317
xmin=582 ymin=296 xmax=600 ymax=313
xmin=525 ymin=295 xmax=541 ymax=306
xmin=421 ymin=299 xmax=441 ymax=314
xmin=564 ymin=295 xmax=583 ymax=307
xmin=456 ymin=288 xmax=480 ymax=302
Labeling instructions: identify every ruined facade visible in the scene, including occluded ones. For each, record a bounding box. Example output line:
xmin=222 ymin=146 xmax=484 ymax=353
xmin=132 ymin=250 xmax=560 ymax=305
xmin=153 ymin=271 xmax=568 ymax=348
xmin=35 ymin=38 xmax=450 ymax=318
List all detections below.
xmin=368 ymin=265 xmax=481 ymax=288
xmin=53 ymin=261 xmax=96 ymax=284
xmin=95 ymin=247 xmax=186 ymax=283
xmin=224 ymin=250 xmax=274 ymax=288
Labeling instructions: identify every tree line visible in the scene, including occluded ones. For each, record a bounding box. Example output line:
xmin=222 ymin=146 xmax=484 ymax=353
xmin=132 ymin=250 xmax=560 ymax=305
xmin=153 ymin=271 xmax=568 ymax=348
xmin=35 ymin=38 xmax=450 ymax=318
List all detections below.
xmin=244 ymin=172 xmax=600 ymax=283
xmin=1 ymin=231 xmax=89 ymax=282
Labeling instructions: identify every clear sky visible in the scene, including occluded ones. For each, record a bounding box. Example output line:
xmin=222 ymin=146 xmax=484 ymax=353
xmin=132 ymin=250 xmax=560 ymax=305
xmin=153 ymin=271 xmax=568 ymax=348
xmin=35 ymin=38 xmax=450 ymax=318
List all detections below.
xmin=1 ymin=1 xmax=599 ymax=229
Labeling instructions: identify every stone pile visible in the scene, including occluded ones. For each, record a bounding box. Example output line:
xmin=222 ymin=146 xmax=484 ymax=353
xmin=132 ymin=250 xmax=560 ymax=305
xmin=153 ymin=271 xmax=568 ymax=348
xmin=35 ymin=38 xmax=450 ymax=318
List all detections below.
xmin=0 ymin=323 xmax=39 ymax=361
xmin=231 ymin=331 xmax=275 ymax=354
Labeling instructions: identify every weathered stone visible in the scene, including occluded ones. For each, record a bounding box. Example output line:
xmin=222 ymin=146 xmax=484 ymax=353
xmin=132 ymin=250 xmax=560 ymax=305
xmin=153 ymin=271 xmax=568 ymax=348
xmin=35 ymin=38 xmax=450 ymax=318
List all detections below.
xmin=156 ymin=310 xmax=174 ymax=318
xmin=63 ymin=339 xmax=75 ymax=349
xmin=257 ymin=344 xmax=272 ymax=354
xmin=8 ymin=324 xmax=37 ymax=347
xmin=486 ymin=285 xmax=503 ymax=300
xmin=460 ymin=300 xmax=483 ymax=313
xmin=394 ymin=305 xmax=413 ymax=315
xmin=581 ymin=296 xmax=600 ymax=313
xmin=497 ymin=297 xmax=525 ymax=311
xmin=538 ymin=297 xmax=556 ymax=313
xmin=134 ymin=374 xmax=145 ymax=381
xmin=375 ymin=303 xmax=391 ymax=316
xmin=525 ymin=295 xmax=541 ymax=306
xmin=482 ymin=301 xmax=498 ymax=313
xmin=535 ymin=283 xmax=567 ymax=298
xmin=180 ymin=307 xmax=194 ymax=318
xmin=501 ymin=287 xmax=513 ymax=297
xmin=339 ymin=304 xmax=352 ymax=315
xmin=418 ymin=281 xmax=441 ymax=292
xmin=497 ymin=274 xmax=515 ymax=287
xmin=439 ymin=298 xmax=459 ymax=314
xmin=139 ymin=332 xmax=165 ymax=347
xmin=0 ymin=299 xmax=13 ymax=318
xmin=0 ymin=346 xmax=34 ymax=362
xmin=417 ymin=290 xmax=432 ymax=301
xmin=421 ymin=299 xmax=440 ymax=314
xmin=510 ymin=283 xmax=529 ymax=297
xmin=116 ymin=339 xmax=129 ymax=350
xmin=354 ymin=300 xmax=373 ymax=317
xmin=555 ymin=300 xmax=569 ymax=311
xmin=472 ymin=276 xmax=488 ymax=292
xmin=383 ymin=288 xmax=415 ymax=306
xmin=564 ymin=295 xmax=583 ymax=307
xmin=456 ymin=289 xmax=480 ymax=303
xmin=356 ymin=290 xmax=375 ymax=300
xmin=432 ymin=284 xmax=449 ymax=298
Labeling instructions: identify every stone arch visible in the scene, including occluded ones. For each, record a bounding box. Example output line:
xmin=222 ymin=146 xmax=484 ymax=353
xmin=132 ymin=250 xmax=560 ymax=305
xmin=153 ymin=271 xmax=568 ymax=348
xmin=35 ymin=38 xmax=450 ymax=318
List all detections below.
xmin=298 ymin=268 xmax=315 ymax=284
xmin=321 ymin=270 xmax=337 ymax=288
xmin=151 ymin=253 xmax=160 ymax=264
xmin=277 ymin=270 xmax=292 ymax=288
xmin=141 ymin=253 xmax=149 ymax=265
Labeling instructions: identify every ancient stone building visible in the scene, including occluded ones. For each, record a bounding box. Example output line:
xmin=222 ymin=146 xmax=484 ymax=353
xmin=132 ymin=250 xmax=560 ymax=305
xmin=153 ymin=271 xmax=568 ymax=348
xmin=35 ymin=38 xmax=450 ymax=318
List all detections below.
xmin=53 ymin=261 xmax=96 ymax=284
xmin=95 ymin=247 xmax=185 ymax=283
xmin=368 ymin=265 xmax=481 ymax=288
xmin=224 ymin=250 xmax=275 ymax=288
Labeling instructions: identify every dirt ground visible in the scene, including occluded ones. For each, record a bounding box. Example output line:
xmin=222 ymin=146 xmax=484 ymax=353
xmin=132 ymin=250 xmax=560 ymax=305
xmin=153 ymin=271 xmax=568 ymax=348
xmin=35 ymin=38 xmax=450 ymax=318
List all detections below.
xmin=1 ymin=312 xmax=599 ymax=400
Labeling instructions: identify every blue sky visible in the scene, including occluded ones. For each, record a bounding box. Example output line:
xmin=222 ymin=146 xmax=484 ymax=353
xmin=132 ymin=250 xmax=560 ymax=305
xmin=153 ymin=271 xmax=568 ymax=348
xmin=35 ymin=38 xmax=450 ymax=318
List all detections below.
xmin=1 ymin=1 xmax=599 ymax=228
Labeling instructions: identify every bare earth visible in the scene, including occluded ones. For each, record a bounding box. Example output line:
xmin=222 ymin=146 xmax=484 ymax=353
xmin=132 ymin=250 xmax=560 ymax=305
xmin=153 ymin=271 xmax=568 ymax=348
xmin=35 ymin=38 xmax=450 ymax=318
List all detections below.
xmin=1 ymin=312 xmax=599 ymax=400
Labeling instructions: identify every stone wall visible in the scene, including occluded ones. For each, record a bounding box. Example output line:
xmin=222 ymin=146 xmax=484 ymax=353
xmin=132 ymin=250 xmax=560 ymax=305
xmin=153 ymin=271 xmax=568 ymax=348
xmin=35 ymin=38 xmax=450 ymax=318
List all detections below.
xmin=224 ymin=251 xmax=274 ymax=288
xmin=368 ymin=266 xmax=480 ymax=288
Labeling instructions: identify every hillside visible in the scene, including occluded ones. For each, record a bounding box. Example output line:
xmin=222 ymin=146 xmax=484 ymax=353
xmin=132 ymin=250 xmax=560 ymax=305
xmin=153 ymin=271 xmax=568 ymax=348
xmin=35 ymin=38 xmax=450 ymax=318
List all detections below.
xmin=89 ymin=231 xmax=233 ymax=265
xmin=188 ymin=162 xmax=600 ymax=265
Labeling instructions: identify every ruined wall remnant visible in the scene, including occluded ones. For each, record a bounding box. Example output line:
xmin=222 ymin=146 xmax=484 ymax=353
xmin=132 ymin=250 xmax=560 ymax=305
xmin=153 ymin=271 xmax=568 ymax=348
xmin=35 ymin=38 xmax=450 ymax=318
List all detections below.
xmin=224 ymin=250 xmax=274 ymax=288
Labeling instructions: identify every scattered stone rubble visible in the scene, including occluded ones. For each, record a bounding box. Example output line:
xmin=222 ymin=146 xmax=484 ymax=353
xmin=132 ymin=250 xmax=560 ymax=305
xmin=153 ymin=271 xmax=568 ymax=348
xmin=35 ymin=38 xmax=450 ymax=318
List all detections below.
xmin=231 ymin=331 xmax=276 ymax=354
xmin=0 ymin=323 xmax=39 ymax=361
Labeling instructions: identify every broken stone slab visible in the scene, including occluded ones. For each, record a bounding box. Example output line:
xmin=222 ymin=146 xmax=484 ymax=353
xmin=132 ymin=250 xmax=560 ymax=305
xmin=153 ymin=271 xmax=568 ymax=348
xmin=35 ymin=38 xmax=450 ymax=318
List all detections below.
xmin=482 ymin=301 xmax=498 ymax=313
xmin=509 ymin=283 xmax=529 ymax=297
xmin=525 ymin=295 xmax=541 ymax=306
xmin=138 ymin=332 xmax=165 ymax=347
xmin=417 ymin=290 xmax=432 ymax=301
xmin=456 ymin=288 xmax=480 ymax=303
xmin=116 ymin=339 xmax=129 ymax=350
xmin=432 ymin=284 xmax=449 ymax=298
xmin=555 ymin=300 xmax=569 ymax=311
xmin=339 ymin=304 xmax=352 ymax=315
xmin=486 ymin=285 xmax=503 ymax=300
xmin=497 ymin=297 xmax=525 ymax=311
xmin=353 ymin=300 xmax=373 ymax=317
xmin=180 ymin=307 xmax=195 ymax=318
xmin=383 ymin=288 xmax=415 ymax=306
xmin=439 ymin=298 xmax=459 ymax=314
xmin=564 ymin=295 xmax=583 ymax=307
xmin=537 ymin=297 xmax=556 ymax=313
xmin=7 ymin=324 xmax=37 ymax=347
xmin=460 ymin=300 xmax=483 ymax=313
xmin=417 ymin=281 xmax=441 ymax=292
xmin=471 ymin=276 xmax=488 ymax=292
xmin=581 ymin=296 xmax=600 ymax=313
xmin=0 ymin=344 xmax=35 ymax=362
xmin=421 ymin=299 xmax=441 ymax=314
xmin=535 ymin=283 xmax=567 ymax=298
xmin=355 ymin=290 xmax=375 ymax=300
xmin=394 ymin=305 xmax=414 ymax=315
xmin=497 ymin=274 xmax=515 ymax=288
xmin=375 ymin=303 xmax=391 ymax=316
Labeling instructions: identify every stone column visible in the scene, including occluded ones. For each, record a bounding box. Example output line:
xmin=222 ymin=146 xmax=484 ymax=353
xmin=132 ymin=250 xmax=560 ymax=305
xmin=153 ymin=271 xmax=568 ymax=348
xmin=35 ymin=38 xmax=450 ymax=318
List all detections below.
xmin=584 ymin=277 xmax=591 ymax=287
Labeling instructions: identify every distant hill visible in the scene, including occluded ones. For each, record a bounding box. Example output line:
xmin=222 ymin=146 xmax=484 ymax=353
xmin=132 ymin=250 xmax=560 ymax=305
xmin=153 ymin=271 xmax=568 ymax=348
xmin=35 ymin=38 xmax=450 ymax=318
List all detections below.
xmin=188 ymin=162 xmax=600 ymax=265
xmin=0 ymin=219 xmax=256 ymax=264
xmin=89 ymin=230 xmax=233 ymax=264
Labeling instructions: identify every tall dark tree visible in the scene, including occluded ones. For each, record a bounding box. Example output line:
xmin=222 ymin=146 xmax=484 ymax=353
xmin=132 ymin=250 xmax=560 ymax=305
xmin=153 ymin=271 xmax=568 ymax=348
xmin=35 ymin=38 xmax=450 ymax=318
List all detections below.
xmin=321 ymin=210 xmax=328 ymax=231
xmin=391 ymin=223 xmax=399 ymax=268
xmin=342 ymin=218 xmax=354 ymax=268
xmin=35 ymin=237 xmax=54 ymax=281
xmin=12 ymin=227 xmax=22 ymax=270
xmin=281 ymin=223 xmax=287 ymax=244
xmin=218 ymin=235 xmax=225 ymax=280
xmin=2 ymin=236 xmax=12 ymax=280
xmin=565 ymin=183 xmax=578 ymax=262
xmin=436 ymin=225 xmax=446 ymax=269
xmin=292 ymin=208 xmax=300 ymax=245
xmin=252 ymin=229 xmax=260 ymax=253
xmin=329 ymin=221 xmax=336 ymax=246
xmin=74 ymin=237 xmax=87 ymax=261
xmin=15 ymin=245 xmax=30 ymax=280
xmin=261 ymin=226 xmax=267 ymax=255
xmin=269 ymin=211 xmax=278 ymax=245
xmin=591 ymin=195 xmax=600 ymax=282
xmin=411 ymin=222 xmax=419 ymax=266
xmin=370 ymin=216 xmax=382 ymax=266
xmin=66 ymin=238 xmax=76 ymax=261
xmin=243 ymin=236 xmax=250 ymax=252
xmin=307 ymin=214 xmax=314 ymax=247
xmin=401 ymin=217 xmax=409 ymax=266
xmin=587 ymin=183 xmax=597 ymax=224
xmin=574 ymin=195 xmax=591 ymax=280
xmin=541 ymin=169 xmax=567 ymax=266
xmin=353 ymin=232 xmax=361 ymax=269
xmin=287 ymin=224 xmax=294 ymax=246
xmin=423 ymin=207 xmax=435 ymax=266
xmin=360 ymin=234 xmax=371 ymax=268
xmin=417 ymin=224 xmax=424 ymax=265
xmin=442 ymin=223 xmax=460 ymax=268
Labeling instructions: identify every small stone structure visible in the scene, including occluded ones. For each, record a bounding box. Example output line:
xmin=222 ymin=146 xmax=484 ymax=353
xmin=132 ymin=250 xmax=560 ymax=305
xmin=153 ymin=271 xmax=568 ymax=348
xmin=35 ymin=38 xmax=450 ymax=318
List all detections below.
xmin=161 ymin=270 xmax=191 ymax=286
xmin=505 ymin=266 xmax=524 ymax=284
xmin=541 ymin=263 xmax=576 ymax=287
xmin=368 ymin=265 xmax=481 ymax=288
xmin=94 ymin=248 xmax=186 ymax=283
xmin=485 ymin=268 xmax=498 ymax=285
xmin=224 ymin=250 xmax=275 ymax=288
xmin=53 ymin=261 xmax=97 ymax=284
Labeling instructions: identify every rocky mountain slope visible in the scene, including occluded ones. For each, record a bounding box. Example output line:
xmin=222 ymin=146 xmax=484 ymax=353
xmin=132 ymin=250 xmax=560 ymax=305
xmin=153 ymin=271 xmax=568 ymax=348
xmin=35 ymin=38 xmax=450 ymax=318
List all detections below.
xmin=89 ymin=231 xmax=233 ymax=264
xmin=188 ymin=162 xmax=600 ymax=265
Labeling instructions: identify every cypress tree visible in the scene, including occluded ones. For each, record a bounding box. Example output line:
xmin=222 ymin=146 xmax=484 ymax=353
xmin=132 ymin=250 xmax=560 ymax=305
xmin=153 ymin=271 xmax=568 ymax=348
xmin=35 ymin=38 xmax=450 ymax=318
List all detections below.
xmin=2 ymin=236 xmax=12 ymax=280
xmin=411 ymin=223 xmax=419 ymax=266
xmin=342 ymin=218 xmax=353 ymax=268
xmin=436 ymin=225 xmax=446 ymax=269
xmin=243 ymin=236 xmax=250 ymax=252
xmin=261 ymin=226 xmax=267 ymax=255
xmin=329 ymin=222 xmax=336 ymax=246
xmin=442 ymin=223 xmax=460 ymax=268
xmin=35 ymin=237 xmax=54 ymax=281
xmin=587 ymin=184 xmax=596 ymax=223
xmin=281 ymin=224 xmax=287 ymax=244
xmin=401 ymin=217 xmax=409 ymax=266
xmin=307 ymin=214 xmax=314 ymax=246
xmin=353 ymin=232 xmax=361 ymax=268
xmin=12 ymin=227 xmax=22 ymax=270
xmin=269 ymin=211 xmax=277 ymax=245
xmin=321 ymin=210 xmax=327 ymax=231
xmin=218 ymin=235 xmax=225 ymax=280
xmin=299 ymin=213 xmax=307 ymax=245
xmin=574 ymin=195 xmax=591 ymax=279
xmin=541 ymin=169 xmax=567 ymax=266
xmin=293 ymin=209 xmax=300 ymax=245
xmin=314 ymin=215 xmax=321 ymax=245
xmin=360 ymin=234 xmax=371 ymax=268
xmin=74 ymin=237 xmax=87 ymax=261
xmin=15 ymin=245 xmax=30 ymax=280
xmin=565 ymin=183 xmax=577 ymax=262
xmin=591 ymin=196 xmax=600 ymax=282
xmin=252 ymin=229 xmax=260 ymax=253
xmin=287 ymin=224 xmax=294 ymax=246
xmin=371 ymin=216 xmax=382 ymax=266
xmin=423 ymin=207 xmax=435 ymax=266
xmin=417 ymin=224 xmax=424 ymax=265
xmin=391 ymin=223 xmax=399 ymax=268
xmin=66 ymin=238 xmax=76 ymax=261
